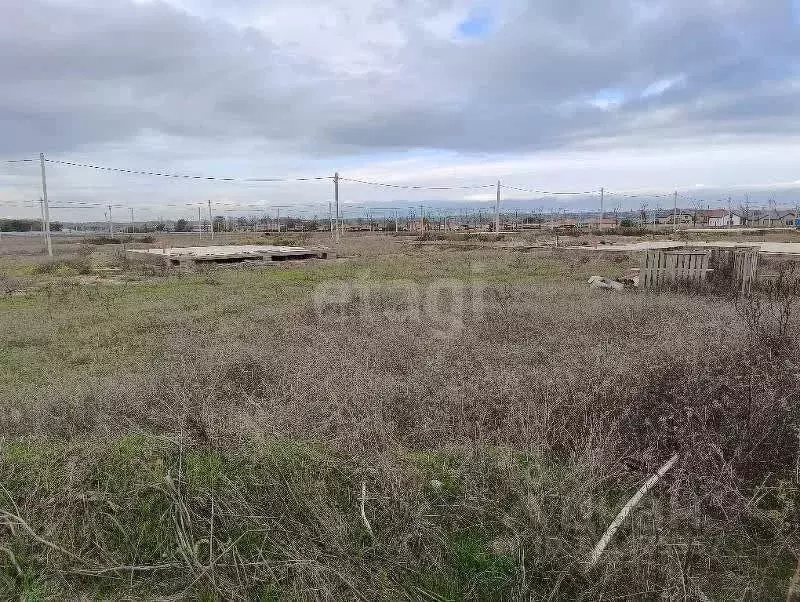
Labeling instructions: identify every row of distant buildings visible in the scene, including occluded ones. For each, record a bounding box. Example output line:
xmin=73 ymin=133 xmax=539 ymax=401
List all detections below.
xmin=653 ymin=208 xmax=800 ymax=228
xmin=538 ymin=207 xmax=800 ymax=230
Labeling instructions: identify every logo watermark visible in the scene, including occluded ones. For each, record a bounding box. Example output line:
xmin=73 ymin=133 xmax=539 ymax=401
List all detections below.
xmin=313 ymin=264 xmax=494 ymax=338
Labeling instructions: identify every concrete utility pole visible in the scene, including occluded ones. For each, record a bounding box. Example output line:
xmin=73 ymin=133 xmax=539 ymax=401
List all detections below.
xmin=39 ymin=153 xmax=52 ymax=256
xmin=420 ymin=204 xmax=424 ymax=232
xmin=108 ymin=204 xmax=113 ymax=235
xmin=208 ymin=200 xmax=214 ymax=240
xmin=39 ymin=200 xmax=45 ymax=239
xmin=495 ymin=180 xmax=501 ymax=233
xmin=198 ymin=206 xmax=203 ymax=239
xmin=673 ymin=191 xmax=678 ymax=233
xmin=276 ymin=208 xmax=281 ymax=233
xmin=328 ymin=201 xmax=334 ymax=239
xmin=395 ymin=210 xmax=399 ymax=233
xmin=599 ymin=187 xmax=604 ymax=230
xmin=333 ymin=172 xmax=340 ymax=243
xmin=130 ymin=208 xmax=134 ymax=234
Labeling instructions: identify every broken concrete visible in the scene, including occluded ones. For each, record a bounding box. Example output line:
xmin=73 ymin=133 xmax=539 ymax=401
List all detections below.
xmin=588 ymin=275 xmax=625 ymax=291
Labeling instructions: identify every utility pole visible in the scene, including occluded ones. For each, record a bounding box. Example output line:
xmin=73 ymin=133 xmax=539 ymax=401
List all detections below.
xmin=328 ymin=201 xmax=334 ymax=239
xmin=599 ymin=187 xmax=604 ymax=230
xmin=673 ymin=190 xmax=678 ymax=233
xmin=334 ymin=172 xmax=340 ymax=243
xmin=420 ymin=204 xmax=424 ymax=232
xmin=108 ymin=204 xmax=113 ymax=235
xmin=276 ymin=208 xmax=281 ymax=233
xmin=39 ymin=200 xmax=45 ymax=240
xmin=198 ymin=206 xmax=203 ymax=239
xmin=395 ymin=210 xmax=399 ymax=233
xmin=39 ymin=153 xmax=52 ymax=257
xmin=495 ymin=180 xmax=501 ymax=233
xmin=208 ymin=200 xmax=214 ymax=240
xmin=130 ymin=208 xmax=134 ymax=234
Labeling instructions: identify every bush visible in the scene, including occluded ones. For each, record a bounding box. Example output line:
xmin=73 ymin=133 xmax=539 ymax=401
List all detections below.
xmin=416 ymin=232 xmax=471 ymax=242
xmin=263 ymin=233 xmax=310 ymax=246
xmin=32 ymin=258 xmax=92 ymax=275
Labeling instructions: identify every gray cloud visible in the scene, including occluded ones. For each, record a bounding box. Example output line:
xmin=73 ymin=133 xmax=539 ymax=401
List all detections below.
xmin=0 ymin=0 xmax=798 ymax=177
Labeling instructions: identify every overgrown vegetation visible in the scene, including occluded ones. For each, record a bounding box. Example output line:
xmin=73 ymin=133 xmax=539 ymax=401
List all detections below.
xmin=81 ymin=234 xmax=156 ymax=245
xmin=0 ymin=233 xmax=798 ymax=599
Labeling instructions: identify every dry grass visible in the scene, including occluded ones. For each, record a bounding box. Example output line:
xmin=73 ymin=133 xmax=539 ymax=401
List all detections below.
xmin=0 ymin=233 xmax=798 ymax=599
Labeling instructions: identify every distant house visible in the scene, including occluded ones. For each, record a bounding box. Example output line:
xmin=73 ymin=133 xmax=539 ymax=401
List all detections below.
xmin=740 ymin=209 xmax=799 ymax=227
xmin=656 ymin=211 xmax=693 ymax=225
xmin=705 ymin=209 xmax=741 ymax=228
xmin=774 ymin=210 xmax=799 ymax=227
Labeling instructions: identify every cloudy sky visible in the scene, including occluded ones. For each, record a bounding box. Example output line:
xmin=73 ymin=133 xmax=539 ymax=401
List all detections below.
xmin=1 ymin=0 xmax=799 ymax=220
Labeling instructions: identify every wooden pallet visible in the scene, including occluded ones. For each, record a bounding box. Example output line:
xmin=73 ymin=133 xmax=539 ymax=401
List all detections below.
xmin=640 ymin=250 xmax=710 ymax=289
xmin=640 ymin=247 xmax=759 ymax=294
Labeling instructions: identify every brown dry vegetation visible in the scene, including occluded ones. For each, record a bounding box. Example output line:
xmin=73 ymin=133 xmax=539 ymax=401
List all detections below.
xmin=0 ymin=232 xmax=799 ymax=600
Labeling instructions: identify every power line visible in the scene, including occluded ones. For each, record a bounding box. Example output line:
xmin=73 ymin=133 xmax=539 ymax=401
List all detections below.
xmin=339 ymin=177 xmax=495 ymax=190
xmin=44 ymin=158 xmax=331 ymax=183
xmin=502 ymin=184 xmax=598 ymax=195
xmin=604 ymin=190 xmax=675 ymax=199
xmin=1 ymin=159 xmax=36 ymax=164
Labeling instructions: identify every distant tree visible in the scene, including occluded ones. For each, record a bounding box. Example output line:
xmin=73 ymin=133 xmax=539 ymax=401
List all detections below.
xmin=174 ymin=218 xmax=190 ymax=232
xmin=620 ymin=218 xmax=634 ymax=228
xmin=213 ymin=215 xmax=227 ymax=232
xmin=1 ymin=218 xmax=41 ymax=232
xmin=154 ymin=222 xmax=166 ymax=232
xmin=51 ymin=222 xmax=63 ymax=232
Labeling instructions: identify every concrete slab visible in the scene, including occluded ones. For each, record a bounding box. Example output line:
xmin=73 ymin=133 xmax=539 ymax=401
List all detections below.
xmin=566 ymin=240 xmax=800 ymax=255
xmin=128 ymin=244 xmax=331 ymax=266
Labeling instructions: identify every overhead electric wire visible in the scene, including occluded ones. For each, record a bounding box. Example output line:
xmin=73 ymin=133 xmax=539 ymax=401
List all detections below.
xmin=339 ymin=177 xmax=494 ymax=190
xmin=604 ymin=190 xmax=675 ymax=199
xmin=502 ymin=184 xmax=598 ymax=195
xmin=44 ymin=158 xmax=331 ymax=183
xmin=1 ymin=158 xmax=36 ymax=164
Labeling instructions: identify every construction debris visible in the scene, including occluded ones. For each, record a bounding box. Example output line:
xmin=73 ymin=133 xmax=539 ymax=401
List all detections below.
xmin=127 ymin=244 xmax=331 ymax=268
xmin=588 ymin=275 xmax=625 ymax=291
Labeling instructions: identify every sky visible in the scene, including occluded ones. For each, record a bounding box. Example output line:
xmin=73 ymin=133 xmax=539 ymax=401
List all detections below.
xmin=1 ymin=0 xmax=799 ymax=221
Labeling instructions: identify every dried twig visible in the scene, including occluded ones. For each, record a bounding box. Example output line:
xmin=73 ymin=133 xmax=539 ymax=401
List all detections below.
xmin=0 ymin=509 xmax=85 ymax=564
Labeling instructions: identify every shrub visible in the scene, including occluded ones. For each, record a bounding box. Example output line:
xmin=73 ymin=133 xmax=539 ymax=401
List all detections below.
xmin=31 ymin=258 xmax=92 ymax=275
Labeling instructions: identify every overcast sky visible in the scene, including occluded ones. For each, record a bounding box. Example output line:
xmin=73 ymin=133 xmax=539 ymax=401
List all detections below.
xmin=1 ymin=0 xmax=799 ymax=220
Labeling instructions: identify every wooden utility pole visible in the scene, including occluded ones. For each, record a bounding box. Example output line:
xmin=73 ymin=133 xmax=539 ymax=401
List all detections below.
xmin=39 ymin=153 xmax=52 ymax=256
xmin=334 ymin=172 xmax=340 ymax=243
xmin=495 ymin=180 xmax=501 ymax=233
xmin=208 ymin=200 xmax=214 ymax=240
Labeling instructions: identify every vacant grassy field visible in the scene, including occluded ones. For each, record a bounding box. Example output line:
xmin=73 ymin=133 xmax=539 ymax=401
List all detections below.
xmin=0 ymin=232 xmax=798 ymax=600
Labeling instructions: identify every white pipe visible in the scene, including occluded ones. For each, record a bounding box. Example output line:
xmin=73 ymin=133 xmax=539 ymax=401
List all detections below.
xmin=589 ymin=453 xmax=680 ymax=567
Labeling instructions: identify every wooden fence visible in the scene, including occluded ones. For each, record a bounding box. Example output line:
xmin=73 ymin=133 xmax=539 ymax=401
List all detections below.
xmin=733 ymin=250 xmax=759 ymax=295
xmin=640 ymin=247 xmax=760 ymax=293
xmin=640 ymin=250 xmax=709 ymax=289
